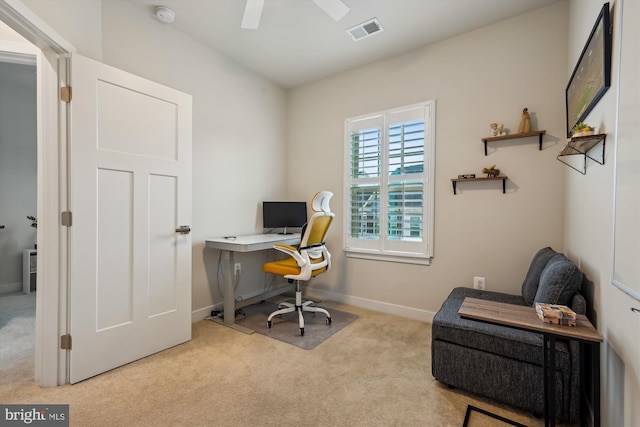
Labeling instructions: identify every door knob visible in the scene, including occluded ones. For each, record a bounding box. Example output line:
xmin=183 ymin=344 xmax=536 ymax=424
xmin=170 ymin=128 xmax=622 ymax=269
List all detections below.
xmin=175 ymin=225 xmax=191 ymax=235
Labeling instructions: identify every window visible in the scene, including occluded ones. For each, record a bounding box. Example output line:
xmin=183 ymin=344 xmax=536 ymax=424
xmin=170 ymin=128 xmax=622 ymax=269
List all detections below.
xmin=344 ymin=101 xmax=435 ymax=264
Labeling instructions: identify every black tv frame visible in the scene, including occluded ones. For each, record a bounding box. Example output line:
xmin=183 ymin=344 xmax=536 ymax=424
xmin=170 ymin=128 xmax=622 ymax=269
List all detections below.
xmin=565 ymin=2 xmax=612 ymax=137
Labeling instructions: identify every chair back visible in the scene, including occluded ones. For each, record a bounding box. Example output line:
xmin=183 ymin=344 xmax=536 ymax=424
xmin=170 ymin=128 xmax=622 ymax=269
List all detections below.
xmin=299 ymin=191 xmax=334 ymax=276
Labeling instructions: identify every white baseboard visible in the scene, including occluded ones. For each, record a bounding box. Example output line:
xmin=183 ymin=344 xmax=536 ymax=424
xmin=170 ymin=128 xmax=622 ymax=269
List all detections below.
xmin=191 ymin=287 xmax=435 ymax=324
xmin=190 ymin=285 xmax=295 ymax=323
xmin=192 ymin=303 xmax=220 ymax=322
xmin=0 ymin=282 xmax=22 ymax=295
xmin=306 ymin=288 xmax=435 ymax=323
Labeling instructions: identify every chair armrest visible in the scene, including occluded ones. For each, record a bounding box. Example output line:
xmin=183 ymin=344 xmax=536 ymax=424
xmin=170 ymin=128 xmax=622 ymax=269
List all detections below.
xmin=273 ymin=243 xmax=307 ymax=267
xmin=273 ymin=243 xmax=297 ymax=253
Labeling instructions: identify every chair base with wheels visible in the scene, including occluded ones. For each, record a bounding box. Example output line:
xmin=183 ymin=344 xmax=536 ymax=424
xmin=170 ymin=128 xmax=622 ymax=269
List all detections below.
xmin=267 ymin=280 xmax=331 ymax=336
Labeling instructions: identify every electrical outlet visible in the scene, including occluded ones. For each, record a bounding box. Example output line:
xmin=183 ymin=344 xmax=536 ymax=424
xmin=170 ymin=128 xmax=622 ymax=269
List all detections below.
xmin=234 ymin=263 xmax=241 ymax=276
xmin=473 ymin=276 xmax=485 ymax=290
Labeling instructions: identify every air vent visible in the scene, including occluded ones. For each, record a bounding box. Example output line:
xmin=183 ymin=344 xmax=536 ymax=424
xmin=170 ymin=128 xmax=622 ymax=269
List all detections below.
xmin=346 ymin=18 xmax=384 ymax=41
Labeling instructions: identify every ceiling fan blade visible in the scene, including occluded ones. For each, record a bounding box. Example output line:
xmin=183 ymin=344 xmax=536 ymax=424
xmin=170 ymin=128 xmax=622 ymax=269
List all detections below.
xmin=312 ymin=0 xmax=349 ymax=22
xmin=241 ymin=0 xmax=265 ymax=29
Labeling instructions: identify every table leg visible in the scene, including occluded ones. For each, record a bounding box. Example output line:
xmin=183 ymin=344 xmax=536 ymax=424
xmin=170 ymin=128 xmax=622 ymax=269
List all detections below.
xmin=222 ymin=250 xmax=235 ymax=326
xmin=205 ymin=235 xmax=303 ymax=335
xmin=543 ymin=334 xmax=549 ymax=426
xmin=580 ymin=342 xmax=585 ymax=426
xmin=549 ymin=335 xmax=556 ymax=426
xmin=210 ymin=250 xmax=254 ymax=334
xmin=543 ymin=334 xmax=557 ymax=427
xmin=593 ymin=342 xmax=601 ymax=427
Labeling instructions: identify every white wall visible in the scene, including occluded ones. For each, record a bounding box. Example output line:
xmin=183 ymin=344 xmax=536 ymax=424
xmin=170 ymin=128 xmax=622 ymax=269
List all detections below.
xmin=20 ymin=0 xmax=102 ymax=60
xmin=288 ymin=1 xmax=569 ymax=318
xmin=564 ymin=1 xmax=640 ymax=425
xmin=0 ymin=60 xmax=37 ymax=293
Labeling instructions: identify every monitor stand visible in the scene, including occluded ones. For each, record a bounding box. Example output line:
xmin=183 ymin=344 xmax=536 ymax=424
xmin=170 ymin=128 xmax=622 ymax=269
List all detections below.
xmin=278 ymin=226 xmax=293 ymax=235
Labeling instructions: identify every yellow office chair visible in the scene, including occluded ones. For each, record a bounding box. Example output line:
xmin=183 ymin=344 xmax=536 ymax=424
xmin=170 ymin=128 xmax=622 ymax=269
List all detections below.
xmin=262 ymin=191 xmax=334 ymax=336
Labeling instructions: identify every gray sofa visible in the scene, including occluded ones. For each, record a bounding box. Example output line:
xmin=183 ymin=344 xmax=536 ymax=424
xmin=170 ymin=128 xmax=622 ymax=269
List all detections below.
xmin=431 ymin=247 xmax=586 ymax=423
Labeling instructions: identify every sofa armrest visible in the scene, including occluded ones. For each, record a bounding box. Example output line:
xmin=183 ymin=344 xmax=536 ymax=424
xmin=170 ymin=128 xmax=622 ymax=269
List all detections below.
xmin=569 ymin=291 xmax=586 ymax=315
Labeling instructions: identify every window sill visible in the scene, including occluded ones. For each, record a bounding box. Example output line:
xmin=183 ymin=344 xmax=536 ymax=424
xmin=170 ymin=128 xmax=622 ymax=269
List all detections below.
xmin=345 ymin=250 xmax=431 ymax=266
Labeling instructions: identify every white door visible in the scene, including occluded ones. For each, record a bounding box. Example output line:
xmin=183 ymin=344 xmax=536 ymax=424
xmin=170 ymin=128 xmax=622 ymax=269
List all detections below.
xmin=69 ymin=54 xmax=192 ymax=383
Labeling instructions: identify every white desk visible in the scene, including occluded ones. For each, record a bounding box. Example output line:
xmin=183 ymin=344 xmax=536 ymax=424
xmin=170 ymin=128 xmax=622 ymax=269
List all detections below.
xmin=205 ymin=233 xmax=301 ymax=333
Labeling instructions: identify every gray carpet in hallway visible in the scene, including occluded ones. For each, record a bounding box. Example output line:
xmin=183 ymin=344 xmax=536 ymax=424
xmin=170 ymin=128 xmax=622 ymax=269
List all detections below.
xmin=0 ymin=291 xmax=35 ymax=371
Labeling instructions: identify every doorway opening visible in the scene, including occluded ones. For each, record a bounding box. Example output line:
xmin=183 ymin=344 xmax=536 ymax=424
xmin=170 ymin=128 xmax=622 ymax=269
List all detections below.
xmin=0 ymin=1 xmax=72 ymax=386
xmin=0 ymin=23 xmax=39 ymax=384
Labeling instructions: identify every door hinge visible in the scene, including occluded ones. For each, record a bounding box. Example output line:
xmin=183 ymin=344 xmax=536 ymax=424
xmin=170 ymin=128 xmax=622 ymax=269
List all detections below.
xmin=60 ymin=86 xmax=72 ymax=103
xmin=61 ymin=211 xmax=72 ymax=227
xmin=60 ymin=334 xmax=72 ymax=350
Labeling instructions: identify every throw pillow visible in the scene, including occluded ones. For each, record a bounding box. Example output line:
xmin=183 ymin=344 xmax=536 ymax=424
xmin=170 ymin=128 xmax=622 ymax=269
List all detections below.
xmin=521 ymin=247 xmax=558 ymax=306
xmin=533 ymin=253 xmax=583 ymax=306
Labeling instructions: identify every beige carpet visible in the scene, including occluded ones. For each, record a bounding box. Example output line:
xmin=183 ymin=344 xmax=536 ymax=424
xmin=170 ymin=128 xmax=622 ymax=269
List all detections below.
xmin=0 ymin=301 xmax=562 ymax=427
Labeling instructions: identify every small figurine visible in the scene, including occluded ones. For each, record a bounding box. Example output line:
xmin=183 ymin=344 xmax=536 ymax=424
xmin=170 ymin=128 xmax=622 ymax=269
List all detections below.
xmin=482 ymin=165 xmax=501 ymax=177
xmin=518 ymin=108 xmax=531 ymax=133
xmin=489 ymin=123 xmax=507 ymax=137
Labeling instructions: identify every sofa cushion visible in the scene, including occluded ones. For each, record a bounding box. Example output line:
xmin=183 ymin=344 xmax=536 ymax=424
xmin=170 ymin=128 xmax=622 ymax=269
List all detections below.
xmin=533 ymin=253 xmax=582 ymax=306
xmin=521 ymin=247 xmax=558 ymax=306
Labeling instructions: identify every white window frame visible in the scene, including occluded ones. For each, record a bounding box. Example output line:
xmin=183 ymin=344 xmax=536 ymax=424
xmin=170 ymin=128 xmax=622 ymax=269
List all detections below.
xmin=343 ymin=100 xmax=436 ymax=265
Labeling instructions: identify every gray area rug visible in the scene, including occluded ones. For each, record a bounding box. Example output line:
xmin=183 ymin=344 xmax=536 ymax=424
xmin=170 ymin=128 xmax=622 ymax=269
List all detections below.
xmin=0 ymin=292 xmax=36 ymax=371
xmin=234 ymin=300 xmax=358 ymax=350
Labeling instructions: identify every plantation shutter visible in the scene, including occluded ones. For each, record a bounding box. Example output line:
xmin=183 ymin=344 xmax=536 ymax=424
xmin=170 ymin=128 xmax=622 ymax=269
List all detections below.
xmin=344 ymin=101 xmax=435 ymax=263
xmin=346 ymin=114 xmax=383 ymax=252
xmin=385 ymin=106 xmax=426 ymax=255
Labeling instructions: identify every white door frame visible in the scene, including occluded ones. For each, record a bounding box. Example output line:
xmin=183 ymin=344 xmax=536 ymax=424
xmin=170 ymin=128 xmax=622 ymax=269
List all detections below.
xmin=0 ymin=0 xmax=74 ymax=386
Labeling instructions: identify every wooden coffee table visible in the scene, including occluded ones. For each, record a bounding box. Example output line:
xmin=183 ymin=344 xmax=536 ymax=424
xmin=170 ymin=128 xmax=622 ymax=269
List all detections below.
xmin=458 ymin=297 xmax=602 ymax=427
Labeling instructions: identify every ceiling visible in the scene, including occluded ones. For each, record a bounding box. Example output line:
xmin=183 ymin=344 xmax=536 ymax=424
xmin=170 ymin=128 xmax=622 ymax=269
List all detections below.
xmin=127 ymin=0 xmax=559 ymax=89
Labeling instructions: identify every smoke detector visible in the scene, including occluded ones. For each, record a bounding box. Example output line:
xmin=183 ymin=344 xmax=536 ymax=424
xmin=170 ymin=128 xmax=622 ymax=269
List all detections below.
xmin=154 ymin=6 xmax=176 ymax=24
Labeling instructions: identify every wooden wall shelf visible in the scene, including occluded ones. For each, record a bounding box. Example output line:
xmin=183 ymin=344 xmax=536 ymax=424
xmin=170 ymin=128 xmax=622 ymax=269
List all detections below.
xmin=451 ymin=176 xmax=508 ymax=194
xmin=481 ymin=130 xmax=546 ymax=155
xmin=557 ymin=133 xmax=606 ymax=175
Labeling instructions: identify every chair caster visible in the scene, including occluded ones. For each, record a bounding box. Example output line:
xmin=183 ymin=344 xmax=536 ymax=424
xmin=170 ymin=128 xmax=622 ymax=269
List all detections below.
xmin=267 ymin=320 xmax=272 ymax=329
xmin=299 ymin=328 xmax=304 ymax=336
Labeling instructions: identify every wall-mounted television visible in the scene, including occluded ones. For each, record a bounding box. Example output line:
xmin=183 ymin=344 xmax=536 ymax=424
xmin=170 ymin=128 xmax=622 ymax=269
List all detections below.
xmin=565 ymin=2 xmax=612 ymax=137
xmin=262 ymin=201 xmax=307 ymax=235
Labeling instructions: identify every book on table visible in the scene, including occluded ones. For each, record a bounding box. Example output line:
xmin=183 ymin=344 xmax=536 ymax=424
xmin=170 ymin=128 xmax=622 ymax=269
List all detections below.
xmin=535 ymin=302 xmax=577 ymax=326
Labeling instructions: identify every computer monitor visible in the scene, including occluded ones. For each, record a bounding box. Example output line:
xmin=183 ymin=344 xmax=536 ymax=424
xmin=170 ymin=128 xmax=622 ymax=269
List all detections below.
xmin=262 ymin=201 xmax=307 ymax=235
